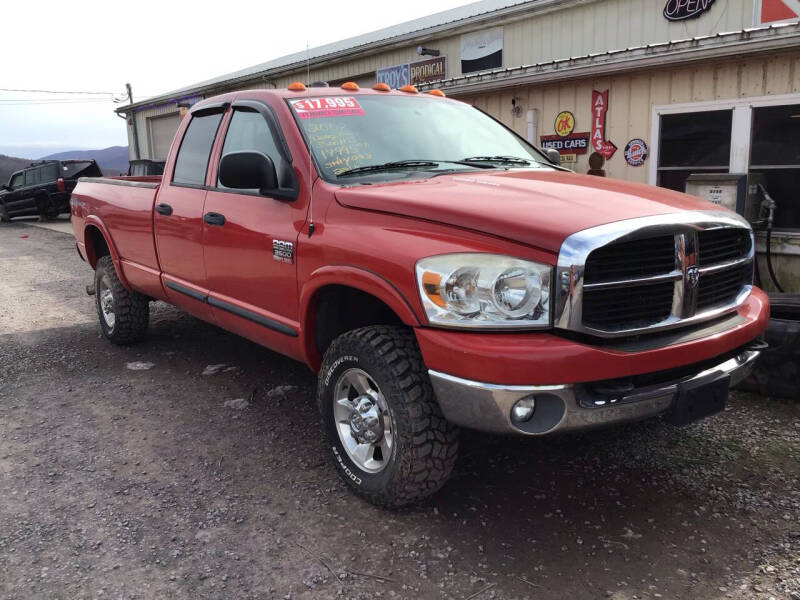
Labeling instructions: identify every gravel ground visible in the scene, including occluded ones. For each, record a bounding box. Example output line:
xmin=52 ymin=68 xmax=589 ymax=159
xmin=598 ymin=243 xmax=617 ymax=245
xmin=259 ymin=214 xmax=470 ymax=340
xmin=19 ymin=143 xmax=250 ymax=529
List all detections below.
xmin=0 ymin=222 xmax=798 ymax=600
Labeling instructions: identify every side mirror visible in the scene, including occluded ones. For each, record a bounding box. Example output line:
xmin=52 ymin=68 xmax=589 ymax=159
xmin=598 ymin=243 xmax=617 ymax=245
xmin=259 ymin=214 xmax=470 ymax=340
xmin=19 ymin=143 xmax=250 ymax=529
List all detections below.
xmin=544 ymin=148 xmax=562 ymax=165
xmin=219 ymin=152 xmax=278 ymax=193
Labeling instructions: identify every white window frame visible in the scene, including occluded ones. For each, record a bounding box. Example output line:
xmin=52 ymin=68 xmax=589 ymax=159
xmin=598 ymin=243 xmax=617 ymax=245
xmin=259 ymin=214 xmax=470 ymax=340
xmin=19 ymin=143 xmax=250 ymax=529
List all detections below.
xmin=648 ymin=92 xmax=800 ymax=187
xmin=649 ymin=92 xmax=800 ymax=239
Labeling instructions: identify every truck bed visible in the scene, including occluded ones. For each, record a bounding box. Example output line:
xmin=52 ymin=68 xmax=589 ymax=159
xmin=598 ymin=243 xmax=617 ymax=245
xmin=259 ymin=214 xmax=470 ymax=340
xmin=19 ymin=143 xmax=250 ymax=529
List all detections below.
xmin=71 ymin=176 xmax=163 ymax=299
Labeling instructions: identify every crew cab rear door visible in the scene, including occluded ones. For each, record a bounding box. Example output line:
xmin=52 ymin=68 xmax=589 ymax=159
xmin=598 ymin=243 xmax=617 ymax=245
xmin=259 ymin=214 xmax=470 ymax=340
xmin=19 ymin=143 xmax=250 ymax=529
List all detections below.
xmin=154 ymin=105 xmax=225 ymax=321
xmin=201 ymin=100 xmax=303 ymax=351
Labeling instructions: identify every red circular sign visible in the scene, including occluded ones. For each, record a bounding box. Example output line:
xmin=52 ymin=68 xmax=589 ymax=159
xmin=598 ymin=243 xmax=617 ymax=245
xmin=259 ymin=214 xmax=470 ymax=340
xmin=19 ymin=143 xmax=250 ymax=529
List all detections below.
xmin=624 ymin=138 xmax=648 ymax=166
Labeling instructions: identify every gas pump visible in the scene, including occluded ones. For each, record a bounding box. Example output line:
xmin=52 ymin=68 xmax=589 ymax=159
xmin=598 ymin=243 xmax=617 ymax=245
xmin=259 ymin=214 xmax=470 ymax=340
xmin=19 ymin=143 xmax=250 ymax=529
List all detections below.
xmin=754 ymin=184 xmax=784 ymax=293
xmin=684 ymin=173 xmax=784 ymax=292
xmin=685 ymin=173 xmax=799 ymax=399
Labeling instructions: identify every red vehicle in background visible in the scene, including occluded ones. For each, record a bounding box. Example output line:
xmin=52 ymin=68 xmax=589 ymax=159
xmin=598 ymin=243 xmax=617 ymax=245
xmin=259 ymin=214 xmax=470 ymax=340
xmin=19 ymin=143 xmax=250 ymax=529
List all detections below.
xmin=71 ymin=83 xmax=768 ymax=507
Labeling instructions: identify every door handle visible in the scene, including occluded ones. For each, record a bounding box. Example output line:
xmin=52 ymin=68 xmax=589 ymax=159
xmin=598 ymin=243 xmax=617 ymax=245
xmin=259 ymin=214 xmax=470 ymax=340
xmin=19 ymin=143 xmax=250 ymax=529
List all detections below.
xmin=203 ymin=212 xmax=226 ymax=226
xmin=155 ymin=203 xmax=173 ymax=215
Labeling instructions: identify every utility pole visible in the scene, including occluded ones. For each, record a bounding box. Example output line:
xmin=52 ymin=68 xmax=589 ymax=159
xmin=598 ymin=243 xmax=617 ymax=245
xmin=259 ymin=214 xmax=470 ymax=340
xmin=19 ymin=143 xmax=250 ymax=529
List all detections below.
xmin=126 ymin=83 xmax=141 ymax=160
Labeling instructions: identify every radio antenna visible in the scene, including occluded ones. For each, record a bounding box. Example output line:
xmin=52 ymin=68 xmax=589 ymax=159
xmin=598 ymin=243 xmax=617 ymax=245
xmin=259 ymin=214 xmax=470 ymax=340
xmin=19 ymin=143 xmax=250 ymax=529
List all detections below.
xmin=306 ymin=41 xmax=315 ymax=238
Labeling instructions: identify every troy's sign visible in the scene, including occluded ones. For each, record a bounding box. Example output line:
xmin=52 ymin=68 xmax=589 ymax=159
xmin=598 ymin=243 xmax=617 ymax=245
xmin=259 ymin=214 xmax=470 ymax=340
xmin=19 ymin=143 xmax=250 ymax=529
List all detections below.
xmin=663 ymin=0 xmax=716 ymax=21
xmin=591 ymin=90 xmax=617 ymax=160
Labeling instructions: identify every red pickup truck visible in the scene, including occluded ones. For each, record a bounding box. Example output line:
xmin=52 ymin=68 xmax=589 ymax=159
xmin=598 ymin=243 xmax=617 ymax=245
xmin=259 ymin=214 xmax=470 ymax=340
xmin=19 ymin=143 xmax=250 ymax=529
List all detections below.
xmin=71 ymin=83 xmax=768 ymax=507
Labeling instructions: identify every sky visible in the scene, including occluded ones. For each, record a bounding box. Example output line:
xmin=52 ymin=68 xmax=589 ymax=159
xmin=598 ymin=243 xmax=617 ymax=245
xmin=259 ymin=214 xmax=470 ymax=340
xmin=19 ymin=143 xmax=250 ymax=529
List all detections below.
xmin=0 ymin=0 xmax=472 ymax=159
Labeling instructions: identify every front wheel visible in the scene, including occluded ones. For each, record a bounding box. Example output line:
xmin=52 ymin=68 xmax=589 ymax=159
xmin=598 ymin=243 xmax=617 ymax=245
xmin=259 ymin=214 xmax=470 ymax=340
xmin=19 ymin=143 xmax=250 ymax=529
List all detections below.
xmin=0 ymin=203 xmax=10 ymax=222
xmin=318 ymin=325 xmax=459 ymax=507
xmin=94 ymin=255 xmax=150 ymax=344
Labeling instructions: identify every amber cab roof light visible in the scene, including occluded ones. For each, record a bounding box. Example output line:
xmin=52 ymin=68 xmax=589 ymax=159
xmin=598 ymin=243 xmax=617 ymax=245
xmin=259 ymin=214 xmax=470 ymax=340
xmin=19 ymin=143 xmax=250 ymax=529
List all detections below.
xmin=288 ymin=81 xmax=307 ymax=92
xmin=399 ymin=85 xmax=419 ymax=93
xmin=340 ymin=81 xmax=360 ymax=91
xmin=372 ymin=83 xmax=391 ymax=92
xmin=426 ymin=89 xmax=446 ymax=97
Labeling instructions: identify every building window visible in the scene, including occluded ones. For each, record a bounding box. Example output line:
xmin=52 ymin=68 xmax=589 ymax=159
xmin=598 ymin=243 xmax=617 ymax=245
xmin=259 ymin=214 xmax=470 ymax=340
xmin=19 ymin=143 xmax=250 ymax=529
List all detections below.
xmin=657 ymin=110 xmax=732 ymax=192
xmin=749 ymin=104 xmax=800 ymax=230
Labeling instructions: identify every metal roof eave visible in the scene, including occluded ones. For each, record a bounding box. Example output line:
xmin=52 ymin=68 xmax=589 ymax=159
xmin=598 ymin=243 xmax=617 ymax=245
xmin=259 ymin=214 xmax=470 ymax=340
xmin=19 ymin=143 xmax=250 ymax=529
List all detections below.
xmin=418 ymin=22 xmax=800 ymax=95
xmin=115 ymin=0 xmax=595 ymax=114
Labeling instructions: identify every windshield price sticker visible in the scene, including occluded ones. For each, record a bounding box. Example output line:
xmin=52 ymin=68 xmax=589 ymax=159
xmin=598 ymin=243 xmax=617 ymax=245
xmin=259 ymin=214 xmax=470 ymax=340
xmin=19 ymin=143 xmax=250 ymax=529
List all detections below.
xmin=290 ymin=97 xmax=365 ymax=119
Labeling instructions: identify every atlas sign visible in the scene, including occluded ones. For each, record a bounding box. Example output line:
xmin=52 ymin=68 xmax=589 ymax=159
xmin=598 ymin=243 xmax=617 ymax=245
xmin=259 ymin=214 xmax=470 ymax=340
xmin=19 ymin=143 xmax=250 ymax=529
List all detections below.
xmin=591 ymin=90 xmax=617 ymax=160
xmin=663 ymin=0 xmax=716 ymax=20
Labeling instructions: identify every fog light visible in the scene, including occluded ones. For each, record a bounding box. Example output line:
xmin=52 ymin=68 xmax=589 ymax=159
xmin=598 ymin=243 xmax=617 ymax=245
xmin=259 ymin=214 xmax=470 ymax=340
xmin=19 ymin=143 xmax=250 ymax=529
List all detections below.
xmin=511 ymin=397 xmax=536 ymax=422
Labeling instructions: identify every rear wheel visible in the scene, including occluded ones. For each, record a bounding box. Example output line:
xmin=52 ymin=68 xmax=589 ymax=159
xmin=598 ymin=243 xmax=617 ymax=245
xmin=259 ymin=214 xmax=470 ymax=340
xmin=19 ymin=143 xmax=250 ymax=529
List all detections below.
xmin=34 ymin=191 xmax=50 ymax=220
xmin=317 ymin=325 xmax=459 ymax=507
xmin=94 ymin=255 xmax=149 ymax=344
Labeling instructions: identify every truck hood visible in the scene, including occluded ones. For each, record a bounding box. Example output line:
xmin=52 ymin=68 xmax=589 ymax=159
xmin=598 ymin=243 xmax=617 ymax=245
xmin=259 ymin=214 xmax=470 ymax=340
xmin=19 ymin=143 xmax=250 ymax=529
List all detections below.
xmin=334 ymin=170 xmax=720 ymax=253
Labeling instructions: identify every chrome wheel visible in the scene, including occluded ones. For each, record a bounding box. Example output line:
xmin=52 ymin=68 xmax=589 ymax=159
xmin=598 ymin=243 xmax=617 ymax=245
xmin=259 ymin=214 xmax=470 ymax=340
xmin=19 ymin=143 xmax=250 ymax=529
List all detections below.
xmin=333 ymin=368 xmax=393 ymax=473
xmin=98 ymin=275 xmax=115 ymax=330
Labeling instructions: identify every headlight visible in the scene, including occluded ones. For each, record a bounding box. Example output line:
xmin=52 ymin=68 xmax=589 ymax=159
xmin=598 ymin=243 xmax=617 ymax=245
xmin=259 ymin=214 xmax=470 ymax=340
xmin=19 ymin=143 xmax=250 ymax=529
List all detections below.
xmin=416 ymin=254 xmax=552 ymax=329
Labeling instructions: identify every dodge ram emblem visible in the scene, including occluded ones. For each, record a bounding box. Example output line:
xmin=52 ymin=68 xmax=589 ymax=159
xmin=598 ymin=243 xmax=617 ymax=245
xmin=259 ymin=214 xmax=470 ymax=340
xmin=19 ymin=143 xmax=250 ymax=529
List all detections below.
xmin=686 ymin=266 xmax=700 ymax=289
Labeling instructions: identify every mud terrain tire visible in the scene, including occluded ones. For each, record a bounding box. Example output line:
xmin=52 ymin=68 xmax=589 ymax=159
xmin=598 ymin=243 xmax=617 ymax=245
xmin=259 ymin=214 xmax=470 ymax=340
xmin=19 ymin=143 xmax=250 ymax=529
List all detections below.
xmin=318 ymin=325 xmax=459 ymax=507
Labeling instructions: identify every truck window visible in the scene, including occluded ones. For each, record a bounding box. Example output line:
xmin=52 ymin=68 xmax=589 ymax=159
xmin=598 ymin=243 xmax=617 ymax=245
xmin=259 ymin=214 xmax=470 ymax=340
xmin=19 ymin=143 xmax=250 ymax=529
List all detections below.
xmin=24 ymin=169 xmax=40 ymax=186
xmin=172 ymin=112 xmax=224 ymax=186
xmin=217 ymin=109 xmax=281 ymax=189
xmin=42 ymin=163 xmax=59 ymax=182
xmin=10 ymin=173 xmax=24 ymax=189
xmin=61 ymin=161 xmax=98 ymax=178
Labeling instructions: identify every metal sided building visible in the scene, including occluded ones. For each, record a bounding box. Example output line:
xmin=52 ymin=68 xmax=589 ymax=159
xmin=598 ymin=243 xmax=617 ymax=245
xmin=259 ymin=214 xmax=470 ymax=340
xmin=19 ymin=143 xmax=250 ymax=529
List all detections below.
xmin=116 ymin=0 xmax=800 ymax=289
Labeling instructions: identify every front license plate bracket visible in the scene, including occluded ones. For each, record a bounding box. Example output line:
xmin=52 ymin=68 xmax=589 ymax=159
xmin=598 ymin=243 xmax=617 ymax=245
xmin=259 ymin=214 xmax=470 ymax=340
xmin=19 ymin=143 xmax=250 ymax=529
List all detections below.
xmin=667 ymin=376 xmax=730 ymax=426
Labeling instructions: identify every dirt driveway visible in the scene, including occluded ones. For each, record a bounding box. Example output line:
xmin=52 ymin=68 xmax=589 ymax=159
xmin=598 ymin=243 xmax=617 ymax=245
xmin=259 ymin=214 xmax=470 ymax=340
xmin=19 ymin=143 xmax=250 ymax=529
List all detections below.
xmin=1 ymin=222 xmax=798 ymax=600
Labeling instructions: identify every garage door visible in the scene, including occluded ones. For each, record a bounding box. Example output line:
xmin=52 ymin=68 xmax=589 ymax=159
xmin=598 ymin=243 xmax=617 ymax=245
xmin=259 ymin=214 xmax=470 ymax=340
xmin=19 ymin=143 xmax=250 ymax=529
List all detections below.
xmin=148 ymin=113 xmax=181 ymax=160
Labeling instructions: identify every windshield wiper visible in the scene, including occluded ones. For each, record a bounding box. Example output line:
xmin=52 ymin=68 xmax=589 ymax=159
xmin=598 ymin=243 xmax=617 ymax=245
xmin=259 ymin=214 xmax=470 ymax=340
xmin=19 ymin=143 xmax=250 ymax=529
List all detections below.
xmin=337 ymin=159 xmax=495 ymax=178
xmin=461 ymin=155 xmax=534 ymax=166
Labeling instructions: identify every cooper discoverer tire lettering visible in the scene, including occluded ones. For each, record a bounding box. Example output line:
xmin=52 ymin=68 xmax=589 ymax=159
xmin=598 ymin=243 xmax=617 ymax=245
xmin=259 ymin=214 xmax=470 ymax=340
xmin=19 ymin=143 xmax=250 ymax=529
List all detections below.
xmin=94 ymin=255 xmax=150 ymax=345
xmin=317 ymin=325 xmax=459 ymax=507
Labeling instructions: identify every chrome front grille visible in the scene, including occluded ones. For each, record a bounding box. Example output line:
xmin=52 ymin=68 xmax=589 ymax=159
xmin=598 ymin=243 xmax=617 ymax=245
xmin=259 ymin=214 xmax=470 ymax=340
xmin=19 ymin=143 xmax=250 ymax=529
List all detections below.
xmin=696 ymin=263 xmax=752 ymax=311
xmin=582 ymin=280 xmax=674 ymax=330
xmin=697 ymin=228 xmax=752 ymax=267
xmin=584 ymin=234 xmax=675 ymax=282
xmin=554 ymin=211 xmax=754 ymax=338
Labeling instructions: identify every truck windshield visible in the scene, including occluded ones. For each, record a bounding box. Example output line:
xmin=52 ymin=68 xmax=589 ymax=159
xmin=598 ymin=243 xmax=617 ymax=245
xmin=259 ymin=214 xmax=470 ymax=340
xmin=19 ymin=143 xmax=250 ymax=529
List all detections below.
xmin=288 ymin=95 xmax=551 ymax=181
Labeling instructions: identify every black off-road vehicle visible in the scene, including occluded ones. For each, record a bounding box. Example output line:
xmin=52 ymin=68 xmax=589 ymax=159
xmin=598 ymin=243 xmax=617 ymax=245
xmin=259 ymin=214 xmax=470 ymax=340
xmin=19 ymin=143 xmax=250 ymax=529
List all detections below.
xmin=0 ymin=159 xmax=102 ymax=221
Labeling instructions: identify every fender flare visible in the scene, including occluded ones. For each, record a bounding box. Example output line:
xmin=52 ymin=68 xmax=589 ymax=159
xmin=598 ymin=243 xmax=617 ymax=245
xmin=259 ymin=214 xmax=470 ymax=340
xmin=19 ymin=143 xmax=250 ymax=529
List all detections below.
xmin=82 ymin=216 xmax=131 ymax=290
xmin=299 ymin=265 xmax=422 ymax=369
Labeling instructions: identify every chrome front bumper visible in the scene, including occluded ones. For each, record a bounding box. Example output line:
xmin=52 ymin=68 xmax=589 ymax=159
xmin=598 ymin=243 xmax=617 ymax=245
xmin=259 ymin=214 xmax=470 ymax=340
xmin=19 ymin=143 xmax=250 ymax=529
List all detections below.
xmin=428 ymin=349 xmax=761 ymax=436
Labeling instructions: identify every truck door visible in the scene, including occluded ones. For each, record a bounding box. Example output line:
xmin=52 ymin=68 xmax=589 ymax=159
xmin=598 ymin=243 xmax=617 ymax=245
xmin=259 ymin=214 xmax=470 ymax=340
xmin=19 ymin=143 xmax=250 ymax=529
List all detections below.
xmin=154 ymin=106 xmax=225 ymax=322
xmin=202 ymin=101 xmax=304 ymax=354
xmin=3 ymin=172 xmax=26 ymax=216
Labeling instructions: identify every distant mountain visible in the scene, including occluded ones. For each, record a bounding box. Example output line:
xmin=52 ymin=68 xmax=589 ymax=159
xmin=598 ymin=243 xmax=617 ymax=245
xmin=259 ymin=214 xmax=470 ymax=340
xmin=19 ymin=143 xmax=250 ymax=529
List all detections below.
xmin=41 ymin=146 xmax=130 ymax=176
xmin=0 ymin=154 xmax=33 ymax=185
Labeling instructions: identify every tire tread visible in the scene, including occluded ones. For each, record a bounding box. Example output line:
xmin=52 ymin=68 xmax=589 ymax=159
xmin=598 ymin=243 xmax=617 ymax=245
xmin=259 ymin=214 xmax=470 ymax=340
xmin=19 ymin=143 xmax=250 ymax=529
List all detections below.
xmin=95 ymin=255 xmax=149 ymax=345
xmin=318 ymin=325 xmax=459 ymax=507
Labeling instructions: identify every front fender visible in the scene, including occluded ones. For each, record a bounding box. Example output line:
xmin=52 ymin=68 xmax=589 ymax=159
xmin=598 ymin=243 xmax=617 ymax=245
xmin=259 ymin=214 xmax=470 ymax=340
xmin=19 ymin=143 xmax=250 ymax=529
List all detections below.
xmin=299 ymin=265 xmax=422 ymax=369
